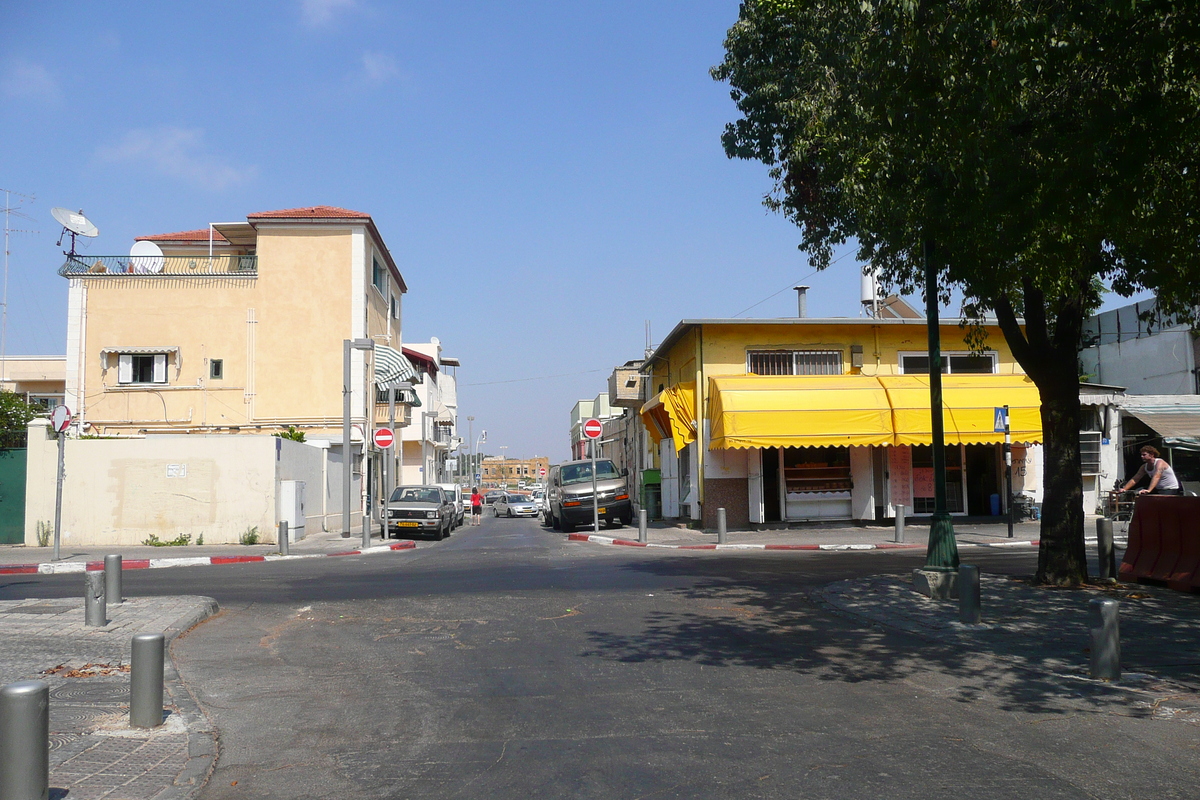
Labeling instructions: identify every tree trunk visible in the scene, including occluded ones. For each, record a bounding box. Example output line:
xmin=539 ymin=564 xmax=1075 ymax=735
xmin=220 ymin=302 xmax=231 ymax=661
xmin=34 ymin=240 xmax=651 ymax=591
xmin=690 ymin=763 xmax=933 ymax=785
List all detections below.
xmin=1033 ymin=373 xmax=1089 ymax=585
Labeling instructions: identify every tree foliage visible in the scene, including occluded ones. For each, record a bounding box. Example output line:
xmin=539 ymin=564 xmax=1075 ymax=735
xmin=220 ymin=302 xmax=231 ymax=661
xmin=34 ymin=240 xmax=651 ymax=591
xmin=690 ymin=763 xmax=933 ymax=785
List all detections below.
xmin=0 ymin=391 xmax=42 ymax=448
xmin=714 ymin=0 xmax=1200 ymax=584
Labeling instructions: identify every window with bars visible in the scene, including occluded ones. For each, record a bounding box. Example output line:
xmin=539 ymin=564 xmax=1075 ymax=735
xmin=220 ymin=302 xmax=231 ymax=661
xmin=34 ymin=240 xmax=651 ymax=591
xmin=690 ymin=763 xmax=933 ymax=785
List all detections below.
xmin=747 ymin=350 xmax=843 ymax=376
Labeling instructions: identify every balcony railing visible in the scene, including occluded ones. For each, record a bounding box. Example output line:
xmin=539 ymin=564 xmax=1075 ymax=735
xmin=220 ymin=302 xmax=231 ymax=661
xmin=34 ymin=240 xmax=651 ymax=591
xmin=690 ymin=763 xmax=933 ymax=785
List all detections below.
xmin=58 ymin=254 xmax=257 ymax=278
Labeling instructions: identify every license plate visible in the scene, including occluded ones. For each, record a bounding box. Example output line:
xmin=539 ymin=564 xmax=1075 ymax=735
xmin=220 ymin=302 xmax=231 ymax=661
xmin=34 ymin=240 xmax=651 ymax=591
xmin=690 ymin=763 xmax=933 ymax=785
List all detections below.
xmin=396 ymin=521 xmax=419 ymax=527
xmin=598 ymin=507 xmax=606 ymax=514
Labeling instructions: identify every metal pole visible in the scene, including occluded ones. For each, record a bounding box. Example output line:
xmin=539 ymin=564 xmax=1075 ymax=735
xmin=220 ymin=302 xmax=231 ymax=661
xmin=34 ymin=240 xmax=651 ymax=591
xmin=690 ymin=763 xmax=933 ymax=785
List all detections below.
xmin=53 ymin=429 xmax=64 ymax=561
xmin=130 ymin=633 xmax=165 ymax=728
xmin=717 ymin=507 xmax=727 ymax=544
xmin=1096 ymin=518 xmax=1116 ymax=581
xmin=104 ymin=554 xmax=122 ymax=605
xmin=923 ymin=238 xmax=959 ymax=571
xmin=592 ymin=437 xmax=599 ymax=533
xmin=388 ymin=385 xmax=396 ymax=500
xmin=278 ymin=520 xmax=289 ymax=556
xmin=1005 ymin=404 xmax=1014 ymax=538
xmin=362 ymin=496 xmax=371 ymax=550
xmin=85 ymin=569 xmax=106 ymax=626
xmin=1089 ymin=598 xmax=1121 ymax=681
xmin=342 ymin=338 xmax=352 ymax=538
xmin=0 ymin=680 xmax=49 ymax=800
xmin=638 ymin=508 xmax=647 ymax=543
xmin=894 ymin=505 xmax=906 ymax=543
xmin=958 ymin=565 xmax=981 ymax=623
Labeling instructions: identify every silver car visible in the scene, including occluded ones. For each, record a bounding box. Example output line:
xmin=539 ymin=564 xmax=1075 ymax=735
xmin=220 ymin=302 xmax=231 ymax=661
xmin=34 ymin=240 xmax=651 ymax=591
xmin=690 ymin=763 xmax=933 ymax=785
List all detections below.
xmin=387 ymin=486 xmax=453 ymax=540
xmin=494 ymin=492 xmax=539 ymax=518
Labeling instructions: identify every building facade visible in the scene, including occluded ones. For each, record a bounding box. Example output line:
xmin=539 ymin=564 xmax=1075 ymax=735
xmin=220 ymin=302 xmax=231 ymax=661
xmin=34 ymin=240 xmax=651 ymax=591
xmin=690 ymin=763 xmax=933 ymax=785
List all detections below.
xmin=481 ymin=456 xmax=551 ymax=488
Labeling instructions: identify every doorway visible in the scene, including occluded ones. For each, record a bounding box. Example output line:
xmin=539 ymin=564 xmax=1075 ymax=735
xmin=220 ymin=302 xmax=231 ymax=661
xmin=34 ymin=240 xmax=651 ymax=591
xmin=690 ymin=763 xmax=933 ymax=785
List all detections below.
xmin=762 ymin=447 xmax=781 ymax=522
xmin=964 ymin=444 xmax=1000 ymax=516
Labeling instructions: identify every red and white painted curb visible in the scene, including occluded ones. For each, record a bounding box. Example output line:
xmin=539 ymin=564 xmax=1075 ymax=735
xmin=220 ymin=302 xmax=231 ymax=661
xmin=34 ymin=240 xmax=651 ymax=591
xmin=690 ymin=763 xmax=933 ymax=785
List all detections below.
xmin=0 ymin=540 xmax=416 ymax=575
xmin=567 ymin=533 xmax=1043 ymax=551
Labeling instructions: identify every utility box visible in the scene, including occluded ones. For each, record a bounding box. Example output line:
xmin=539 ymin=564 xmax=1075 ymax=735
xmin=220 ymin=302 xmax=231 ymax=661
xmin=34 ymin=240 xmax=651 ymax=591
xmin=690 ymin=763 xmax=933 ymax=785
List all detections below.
xmin=279 ymin=480 xmax=306 ymax=541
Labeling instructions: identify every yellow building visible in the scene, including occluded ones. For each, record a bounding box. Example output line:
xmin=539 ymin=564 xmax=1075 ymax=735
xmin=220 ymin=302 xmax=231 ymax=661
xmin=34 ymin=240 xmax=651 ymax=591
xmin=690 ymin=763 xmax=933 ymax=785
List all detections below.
xmin=640 ymin=316 xmax=1044 ymax=529
xmin=62 ymin=206 xmax=407 ymax=437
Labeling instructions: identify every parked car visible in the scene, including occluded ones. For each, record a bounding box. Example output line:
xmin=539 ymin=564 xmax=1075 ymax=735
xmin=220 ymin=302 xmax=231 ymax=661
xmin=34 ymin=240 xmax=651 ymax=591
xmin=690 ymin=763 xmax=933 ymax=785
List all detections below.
xmin=484 ymin=489 xmax=506 ymax=507
xmin=494 ymin=492 xmax=539 ymax=518
xmin=434 ymin=483 xmax=466 ymax=528
xmin=386 ymin=485 xmax=454 ymax=540
xmin=530 ymin=489 xmax=546 ymax=516
xmin=546 ymin=458 xmax=632 ymax=532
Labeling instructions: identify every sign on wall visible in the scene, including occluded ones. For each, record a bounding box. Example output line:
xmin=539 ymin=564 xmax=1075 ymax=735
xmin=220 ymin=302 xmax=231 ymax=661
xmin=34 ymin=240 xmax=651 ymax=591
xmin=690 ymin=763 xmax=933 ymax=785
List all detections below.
xmin=888 ymin=445 xmax=914 ymax=509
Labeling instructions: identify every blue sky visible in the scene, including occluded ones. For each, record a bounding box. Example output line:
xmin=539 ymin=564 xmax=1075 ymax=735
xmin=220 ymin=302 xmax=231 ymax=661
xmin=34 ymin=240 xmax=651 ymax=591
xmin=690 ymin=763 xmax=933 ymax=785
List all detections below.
xmin=1 ymin=1 xmax=1150 ymax=461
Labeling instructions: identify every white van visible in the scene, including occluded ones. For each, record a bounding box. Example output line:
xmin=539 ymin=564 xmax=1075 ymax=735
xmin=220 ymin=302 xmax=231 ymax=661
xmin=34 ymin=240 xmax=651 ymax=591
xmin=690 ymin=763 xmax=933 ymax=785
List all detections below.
xmin=434 ymin=483 xmax=466 ymax=528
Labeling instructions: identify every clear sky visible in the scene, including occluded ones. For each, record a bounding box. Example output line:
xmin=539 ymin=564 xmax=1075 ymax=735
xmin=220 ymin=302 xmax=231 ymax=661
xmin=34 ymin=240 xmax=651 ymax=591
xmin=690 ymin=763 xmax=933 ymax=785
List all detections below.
xmin=1 ymin=1 xmax=1151 ymax=462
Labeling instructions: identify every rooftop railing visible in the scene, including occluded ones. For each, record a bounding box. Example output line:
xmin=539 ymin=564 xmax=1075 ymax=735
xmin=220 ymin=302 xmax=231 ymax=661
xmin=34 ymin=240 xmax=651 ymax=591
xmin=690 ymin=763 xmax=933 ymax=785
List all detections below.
xmin=58 ymin=254 xmax=257 ymax=277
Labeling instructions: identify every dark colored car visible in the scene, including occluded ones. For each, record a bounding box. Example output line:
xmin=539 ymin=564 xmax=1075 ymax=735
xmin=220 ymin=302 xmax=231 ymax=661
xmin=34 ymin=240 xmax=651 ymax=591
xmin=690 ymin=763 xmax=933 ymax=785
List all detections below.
xmin=386 ymin=485 xmax=454 ymax=540
xmin=484 ymin=489 xmax=506 ymax=507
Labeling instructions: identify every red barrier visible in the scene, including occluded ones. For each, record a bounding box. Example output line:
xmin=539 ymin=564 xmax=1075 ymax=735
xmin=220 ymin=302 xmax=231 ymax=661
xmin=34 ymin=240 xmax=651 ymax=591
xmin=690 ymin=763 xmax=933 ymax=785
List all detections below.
xmin=1119 ymin=496 xmax=1200 ymax=591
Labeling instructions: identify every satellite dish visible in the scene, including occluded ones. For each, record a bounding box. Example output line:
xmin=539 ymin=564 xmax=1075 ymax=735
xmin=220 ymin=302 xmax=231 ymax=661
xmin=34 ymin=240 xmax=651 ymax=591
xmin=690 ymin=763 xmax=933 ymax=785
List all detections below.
xmin=129 ymin=240 xmax=165 ymax=274
xmin=52 ymin=207 xmax=99 ymax=256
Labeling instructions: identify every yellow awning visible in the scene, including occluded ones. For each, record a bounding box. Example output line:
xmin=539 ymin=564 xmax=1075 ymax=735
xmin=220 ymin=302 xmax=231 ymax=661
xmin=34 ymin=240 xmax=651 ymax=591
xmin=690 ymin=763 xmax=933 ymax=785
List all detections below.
xmin=708 ymin=375 xmax=895 ymax=449
xmin=705 ymin=373 xmax=1043 ymax=450
xmin=640 ymin=382 xmax=696 ymax=452
xmin=879 ymin=374 xmax=1042 ymax=446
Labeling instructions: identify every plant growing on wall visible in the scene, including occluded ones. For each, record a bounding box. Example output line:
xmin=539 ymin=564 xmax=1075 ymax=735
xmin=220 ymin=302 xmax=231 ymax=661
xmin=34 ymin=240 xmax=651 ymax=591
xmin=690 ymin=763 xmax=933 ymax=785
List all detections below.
xmin=0 ymin=391 xmax=42 ymax=448
xmin=274 ymin=426 xmax=306 ymax=442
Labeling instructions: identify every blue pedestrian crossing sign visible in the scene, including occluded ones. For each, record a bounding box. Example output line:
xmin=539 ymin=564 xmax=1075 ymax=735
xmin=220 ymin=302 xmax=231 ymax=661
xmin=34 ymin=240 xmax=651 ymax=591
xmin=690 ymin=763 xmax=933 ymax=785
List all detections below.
xmin=994 ymin=407 xmax=1008 ymax=433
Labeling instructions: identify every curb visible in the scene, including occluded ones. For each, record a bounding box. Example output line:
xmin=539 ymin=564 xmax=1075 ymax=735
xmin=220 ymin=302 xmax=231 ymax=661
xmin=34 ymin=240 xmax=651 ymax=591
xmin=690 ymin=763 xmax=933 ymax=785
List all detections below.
xmin=567 ymin=533 xmax=1043 ymax=551
xmin=0 ymin=540 xmax=416 ymax=575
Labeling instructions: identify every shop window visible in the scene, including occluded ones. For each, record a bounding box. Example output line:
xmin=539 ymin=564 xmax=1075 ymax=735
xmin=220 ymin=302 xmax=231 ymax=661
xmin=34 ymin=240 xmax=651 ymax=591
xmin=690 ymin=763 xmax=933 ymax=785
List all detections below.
xmin=747 ymin=350 xmax=842 ymax=376
xmin=910 ymin=445 xmax=964 ymax=513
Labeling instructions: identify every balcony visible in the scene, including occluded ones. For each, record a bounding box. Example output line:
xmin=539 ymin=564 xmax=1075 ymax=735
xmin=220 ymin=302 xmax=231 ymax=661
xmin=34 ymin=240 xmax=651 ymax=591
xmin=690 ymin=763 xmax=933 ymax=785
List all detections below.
xmin=58 ymin=254 xmax=257 ymax=278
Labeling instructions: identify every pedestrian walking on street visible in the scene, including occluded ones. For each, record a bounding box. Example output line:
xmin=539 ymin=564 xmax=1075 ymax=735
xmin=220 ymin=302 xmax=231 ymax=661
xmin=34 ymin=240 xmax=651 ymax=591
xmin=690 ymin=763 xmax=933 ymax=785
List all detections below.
xmin=471 ymin=487 xmax=483 ymax=525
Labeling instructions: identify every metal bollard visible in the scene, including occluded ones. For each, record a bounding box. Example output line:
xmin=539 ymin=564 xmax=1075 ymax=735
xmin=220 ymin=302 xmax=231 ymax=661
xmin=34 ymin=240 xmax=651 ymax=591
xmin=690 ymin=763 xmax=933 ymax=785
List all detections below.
xmin=1096 ymin=518 xmax=1116 ymax=581
xmin=958 ymin=565 xmax=981 ymax=623
xmin=85 ymin=570 xmax=106 ymax=627
xmin=638 ymin=509 xmax=647 ymax=544
xmin=105 ymin=553 xmax=123 ymax=605
xmin=894 ymin=505 xmax=906 ymax=543
xmin=717 ymin=508 xmax=727 ymax=544
xmin=0 ymin=680 xmax=49 ymax=800
xmin=130 ymin=633 xmax=165 ymax=728
xmin=1089 ymin=598 xmax=1121 ymax=681
xmin=278 ymin=520 xmax=289 ymax=556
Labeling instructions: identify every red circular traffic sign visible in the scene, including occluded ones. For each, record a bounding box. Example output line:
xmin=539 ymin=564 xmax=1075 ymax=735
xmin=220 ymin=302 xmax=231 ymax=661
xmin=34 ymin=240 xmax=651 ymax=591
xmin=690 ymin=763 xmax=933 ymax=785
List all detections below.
xmin=583 ymin=418 xmax=603 ymax=439
xmin=539 ymin=467 xmax=547 ymax=476
xmin=373 ymin=428 xmax=395 ymax=448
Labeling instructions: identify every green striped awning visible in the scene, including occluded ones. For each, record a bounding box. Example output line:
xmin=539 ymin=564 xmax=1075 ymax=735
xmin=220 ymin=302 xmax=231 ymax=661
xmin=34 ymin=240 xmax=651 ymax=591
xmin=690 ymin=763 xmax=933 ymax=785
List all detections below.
xmin=374 ymin=345 xmax=417 ymax=389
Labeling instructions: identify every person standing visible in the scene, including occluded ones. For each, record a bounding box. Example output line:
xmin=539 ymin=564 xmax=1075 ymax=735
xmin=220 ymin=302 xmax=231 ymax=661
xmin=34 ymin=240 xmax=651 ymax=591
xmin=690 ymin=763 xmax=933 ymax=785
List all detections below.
xmin=470 ymin=487 xmax=484 ymax=525
xmin=1122 ymin=446 xmax=1183 ymax=495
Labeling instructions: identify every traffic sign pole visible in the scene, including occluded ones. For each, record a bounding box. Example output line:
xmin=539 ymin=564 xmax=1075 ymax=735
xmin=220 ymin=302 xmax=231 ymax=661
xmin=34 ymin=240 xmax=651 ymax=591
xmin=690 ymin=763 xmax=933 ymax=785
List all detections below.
xmin=1004 ymin=405 xmax=1013 ymax=538
xmin=49 ymin=406 xmax=71 ymax=562
xmin=582 ymin=418 xmax=603 ymax=533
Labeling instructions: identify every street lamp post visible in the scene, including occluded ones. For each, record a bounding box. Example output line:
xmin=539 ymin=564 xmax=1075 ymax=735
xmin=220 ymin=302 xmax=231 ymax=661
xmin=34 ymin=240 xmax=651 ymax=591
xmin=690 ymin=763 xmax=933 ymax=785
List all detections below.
xmin=343 ymin=338 xmax=374 ymax=541
xmin=467 ymin=415 xmax=474 ymax=485
xmin=499 ymin=446 xmax=508 ymax=488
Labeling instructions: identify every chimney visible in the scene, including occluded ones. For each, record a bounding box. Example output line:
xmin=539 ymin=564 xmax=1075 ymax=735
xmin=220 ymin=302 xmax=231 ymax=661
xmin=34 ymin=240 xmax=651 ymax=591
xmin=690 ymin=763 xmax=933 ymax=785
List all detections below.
xmin=794 ymin=285 xmax=809 ymax=318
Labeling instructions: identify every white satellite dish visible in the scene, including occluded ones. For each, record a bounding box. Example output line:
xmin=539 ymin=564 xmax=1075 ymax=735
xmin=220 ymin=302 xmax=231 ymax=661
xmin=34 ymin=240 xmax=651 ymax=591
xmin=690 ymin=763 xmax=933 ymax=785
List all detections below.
xmin=52 ymin=207 xmax=99 ymax=256
xmin=129 ymin=240 xmax=165 ymax=274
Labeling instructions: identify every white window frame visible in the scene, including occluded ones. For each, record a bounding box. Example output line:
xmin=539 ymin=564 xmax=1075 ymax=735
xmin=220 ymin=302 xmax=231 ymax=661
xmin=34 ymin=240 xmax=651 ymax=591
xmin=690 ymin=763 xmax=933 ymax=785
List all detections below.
xmin=117 ymin=353 xmax=169 ymax=385
xmin=898 ymin=351 xmax=998 ymax=375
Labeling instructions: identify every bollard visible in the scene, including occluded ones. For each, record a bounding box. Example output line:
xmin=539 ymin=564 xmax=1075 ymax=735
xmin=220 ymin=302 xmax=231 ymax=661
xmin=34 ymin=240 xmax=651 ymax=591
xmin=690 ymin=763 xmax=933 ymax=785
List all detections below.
xmin=85 ymin=570 xmax=106 ymax=627
xmin=105 ymin=553 xmax=123 ymax=605
xmin=1096 ymin=518 xmax=1116 ymax=581
xmin=894 ymin=505 xmax=906 ymax=543
xmin=0 ymin=680 xmax=49 ymax=800
xmin=1089 ymin=598 xmax=1121 ymax=681
xmin=638 ymin=509 xmax=647 ymax=544
xmin=717 ymin=508 xmax=727 ymax=545
xmin=958 ymin=565 xmax=981 ymax=623
xmin=278 ymin=520 xmax=289 ymax=556
xmin=130 ymin=633 xmax=165 ymax=728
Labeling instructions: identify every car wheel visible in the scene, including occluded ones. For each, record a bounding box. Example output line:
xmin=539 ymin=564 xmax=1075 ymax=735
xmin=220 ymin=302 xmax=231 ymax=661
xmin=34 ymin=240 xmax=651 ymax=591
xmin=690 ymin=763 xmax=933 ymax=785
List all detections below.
xmin=507 ymin=509 xmax=513 ymax=518
xmin=560 ymin=516 xmax=574 ymax=533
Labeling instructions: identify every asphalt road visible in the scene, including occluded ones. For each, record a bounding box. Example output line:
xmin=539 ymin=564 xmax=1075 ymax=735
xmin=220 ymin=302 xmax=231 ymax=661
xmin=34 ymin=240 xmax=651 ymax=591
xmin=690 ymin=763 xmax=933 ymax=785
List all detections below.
xmin=5 ymin=517 xmax=1196 ymax=799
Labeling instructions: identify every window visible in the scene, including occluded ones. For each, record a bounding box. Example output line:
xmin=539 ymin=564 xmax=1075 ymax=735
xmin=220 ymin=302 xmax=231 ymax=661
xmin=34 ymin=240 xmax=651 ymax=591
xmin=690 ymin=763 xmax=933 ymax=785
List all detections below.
xmin=1080 ymin=408 xmax=1101 ymax=474
xmin=899 ymin=352 xmax=997 ymax=374
xmin=390 ymin=294 xmax=399 ymax=320
xmin=209 ymin=359 xmax=224 ymax=380
xmin=372 ymin=257 xmax=385 ymax=295
xmin=747 ymin=350 xmax=842 ymax=376
xmin=118 ymin=353 xmax=167 ymax=385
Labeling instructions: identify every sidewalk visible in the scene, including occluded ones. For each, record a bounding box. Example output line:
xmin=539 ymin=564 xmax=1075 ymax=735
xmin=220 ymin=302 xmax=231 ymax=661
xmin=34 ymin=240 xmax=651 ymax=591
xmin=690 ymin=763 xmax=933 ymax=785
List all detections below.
xmin=0 ymin=528 xmax=416 ymax=574
xmin=0 ymin=594 xmax=218 ymax=800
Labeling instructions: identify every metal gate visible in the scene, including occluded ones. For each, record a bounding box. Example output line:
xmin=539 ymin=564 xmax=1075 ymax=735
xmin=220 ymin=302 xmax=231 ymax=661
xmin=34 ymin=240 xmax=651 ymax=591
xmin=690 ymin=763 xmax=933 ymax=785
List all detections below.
xmin=0 ymin=448 xmax=27 ymax=544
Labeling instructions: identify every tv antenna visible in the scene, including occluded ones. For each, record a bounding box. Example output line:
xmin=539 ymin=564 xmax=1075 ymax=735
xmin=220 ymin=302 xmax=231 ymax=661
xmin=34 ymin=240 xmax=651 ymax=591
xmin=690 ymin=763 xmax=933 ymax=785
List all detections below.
xmin=2 ymin=189 xmax=39 ymax=388
xmin=51 ymin=206 xmax=99 ymax=257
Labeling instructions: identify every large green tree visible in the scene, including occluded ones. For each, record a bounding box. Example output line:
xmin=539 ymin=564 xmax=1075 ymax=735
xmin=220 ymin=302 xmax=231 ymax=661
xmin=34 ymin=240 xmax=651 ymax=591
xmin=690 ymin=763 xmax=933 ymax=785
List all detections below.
xmin=713 ymin=0 xmax=1200 ymax=584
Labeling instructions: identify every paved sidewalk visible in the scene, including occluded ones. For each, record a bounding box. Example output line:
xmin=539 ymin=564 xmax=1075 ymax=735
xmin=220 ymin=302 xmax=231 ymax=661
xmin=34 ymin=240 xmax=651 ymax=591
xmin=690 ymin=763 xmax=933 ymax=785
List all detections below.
xmin=0 ymin=528 xmax=417 ymax=574
xmin=0 ymin=594 xmax=218 ymax=800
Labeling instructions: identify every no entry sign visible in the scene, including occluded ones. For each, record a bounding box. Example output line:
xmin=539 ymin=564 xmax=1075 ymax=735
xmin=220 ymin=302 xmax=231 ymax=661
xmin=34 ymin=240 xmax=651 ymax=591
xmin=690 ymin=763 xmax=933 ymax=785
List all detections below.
xmin=583 ymin=418 xmax=603 ymax=439
xmin=373 ymin=427 xmax=395 ymax=449
xmin=539 ymin=467 xmax=547 ymax=476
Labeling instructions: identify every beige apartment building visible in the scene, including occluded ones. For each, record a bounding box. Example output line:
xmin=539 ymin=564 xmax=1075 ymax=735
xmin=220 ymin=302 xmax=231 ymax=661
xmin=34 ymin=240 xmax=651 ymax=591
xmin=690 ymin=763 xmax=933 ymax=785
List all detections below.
xmin=481 ymin=456 xmax=551 ymax=488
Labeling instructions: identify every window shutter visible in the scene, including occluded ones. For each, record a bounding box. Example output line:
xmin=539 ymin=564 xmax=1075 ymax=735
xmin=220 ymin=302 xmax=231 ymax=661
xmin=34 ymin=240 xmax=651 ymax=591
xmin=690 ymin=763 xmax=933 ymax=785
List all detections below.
xmin=153 ymin=353 xmax=167 ymax=383
xmin=118 ymin=354 xmax=133 ymax=384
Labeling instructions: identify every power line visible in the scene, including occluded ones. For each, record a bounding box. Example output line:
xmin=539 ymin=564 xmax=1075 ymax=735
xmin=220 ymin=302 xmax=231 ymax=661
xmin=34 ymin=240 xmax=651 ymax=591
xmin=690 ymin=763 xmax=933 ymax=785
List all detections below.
xmin=462 ymin=368 xmax=607 ymax=387
xmin=731 ymin=248 xmax=858 ymax=318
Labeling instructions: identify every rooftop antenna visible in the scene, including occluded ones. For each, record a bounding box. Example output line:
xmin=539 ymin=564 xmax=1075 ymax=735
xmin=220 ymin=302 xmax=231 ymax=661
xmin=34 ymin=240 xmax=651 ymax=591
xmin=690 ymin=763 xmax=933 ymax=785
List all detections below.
xmin=51 ymin=206 xmax=99 ymax=258
xmin=3 ymin=190 xmax=38 ymax=388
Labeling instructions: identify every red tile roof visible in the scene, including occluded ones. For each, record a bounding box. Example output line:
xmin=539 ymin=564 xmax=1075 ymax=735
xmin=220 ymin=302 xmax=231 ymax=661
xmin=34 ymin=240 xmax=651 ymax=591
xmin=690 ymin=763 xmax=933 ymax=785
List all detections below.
xmin=246 ymin=206 xmax=370 ymax=220
xmin=135 ymin=229 xmax=228 ymax=243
